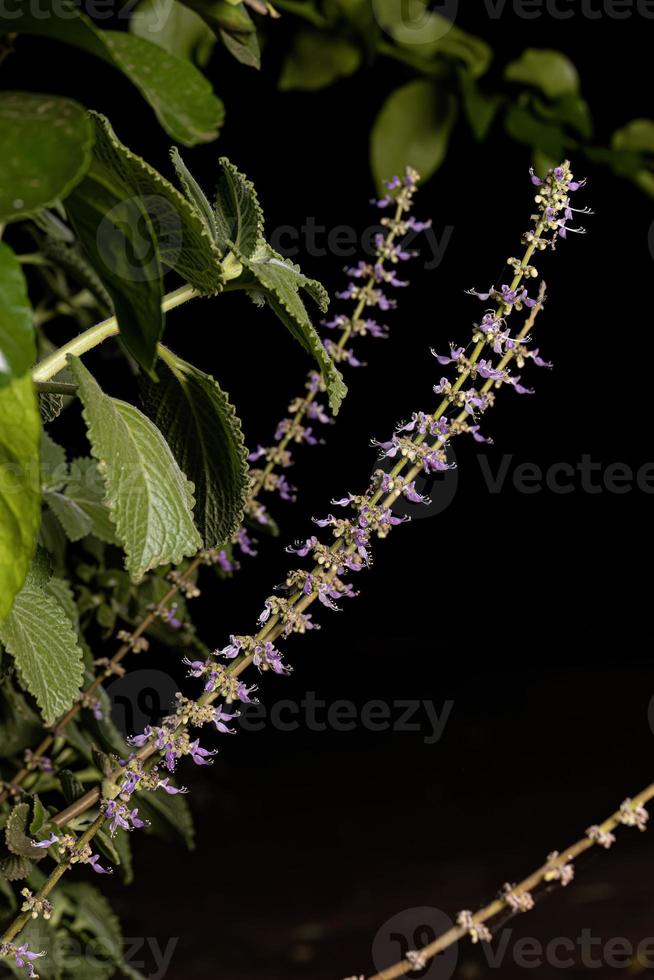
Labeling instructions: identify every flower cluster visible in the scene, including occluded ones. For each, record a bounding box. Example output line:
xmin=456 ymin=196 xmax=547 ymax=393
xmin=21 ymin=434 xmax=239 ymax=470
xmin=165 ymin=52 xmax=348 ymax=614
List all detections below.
xmin=0 ymin=943 xmax=44 ymax=979
xmin=32 ymin=831 xmax=111 ymax=875
xmin=217 ymin=168 xmax=430 ymax=573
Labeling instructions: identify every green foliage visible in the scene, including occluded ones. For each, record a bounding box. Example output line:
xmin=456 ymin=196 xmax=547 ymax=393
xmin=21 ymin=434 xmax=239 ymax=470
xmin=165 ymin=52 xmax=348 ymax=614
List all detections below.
xmin=70 ymin=356 xmax=203 ymax=582
xmin=64 ymin=883 xmax=145 ymax=979
xmin=279 ymin=29 xmax=361 ymax=89
xmin=0 ymin=242 xmax=36 ymax=391
xmin=505 ymin=48 xmax=579 ymax=100
xmin=0 ymin=675 xmax=44 ymax=758
xmin=213 ymin=157 xmax=265 ymax=257
xmin=130 ymin=0 xmax=217 ymax=67
xmin=611 ymin=118 xmax=654 ymax=196
xmin=43 ymin=450 xmax=119 ymax=546
xmin=5 ymin=802 xmax=46 ymax=860
xmin=0 ymin=374 xmax=41 ymax=623
xmin=184 ymin=0 xmax=261 ymax=69
xmin=0 ymin=564 xmax=85 ymax=726
xmin=135 ymin=786 xmax=195 ymax=848
xmin=142 ymin=346 xmax=250 ymax=548
xmin=12 ymin=0 xmax=224 ymax=145
xmin=371 ymin=79 xmax=457 ymax=191
xmin=0 ymin=93 xmax=95 ymax=224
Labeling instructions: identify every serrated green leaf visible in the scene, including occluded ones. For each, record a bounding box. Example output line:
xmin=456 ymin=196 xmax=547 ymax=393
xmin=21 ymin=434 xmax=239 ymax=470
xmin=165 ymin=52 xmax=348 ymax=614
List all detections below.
xmin=214 ymin=157 xmax=265 ymax=257
xmin=0 ymin=853 xmax=34 ymax=882
xmin=371 ymin=78 xmax=457 ymax=191
xmin=5 ymin=802 xmax=45 ymax=859
xmin=69 ymin=356 xmax=202 ymax=581
xmin=505 ymin=48 xmax=579 ymax=100
xmin=65 ymin=883 xmax=143 ymax=978
xmin=0 ymin=675 xmax=44 ymax=758
xmin=82 ymin=113 xmax=226 ymax=294
xmin=141 ymin=346 xmax=249 ymax=548
xmin=44 ymin=576 xmax=79 ymax=628
xmin=13 ymin=2 xmax=224 ymax=144
xmin=234 ymin=244 xmax=345 ymax=413
xmin=40 ymin=433 xmax=68 ymax=491
xmin=279 ymin=29 xmax=361 ymax=90
xmin=130 ymin=0 xmax=216 ymax=67
xmin=64 ymin=458 xmax=119 ymax=545
xmin=59 ymin=770 xmax=86 ymax=805
xmin=65 ymin=158 xmax=164 ymax=379
xmin=0 ymin=93 xmax=94 ymax=224
xmin=0 ymin=373 xmax=42 ymax=623
xmin=45 ymin=491 xmax=94 ymax=542
xmin=0 ymin=569 xmax=85 ymax=726
xmin=135 ymin=787 xmax=195 ymax=848
xmin=170 ymin=147 xmax=219 ymax=241
xmin=0 ymin=242 xmax=36 ymax=390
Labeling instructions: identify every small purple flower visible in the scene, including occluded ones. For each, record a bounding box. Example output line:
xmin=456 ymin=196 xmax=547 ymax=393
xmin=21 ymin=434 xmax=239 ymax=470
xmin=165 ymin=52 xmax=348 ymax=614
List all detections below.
xmin=189 ymin=740 xmax=217 ymax=766
xmin=88 ymin=853 xmax=112 ymax=875
xmin=32 ymin=832 xmax=59 ymax=849
xmin=157 ymin=778 xmax=188 ymax=795
xmin=213 ymin=704 xmax=239 ymax=734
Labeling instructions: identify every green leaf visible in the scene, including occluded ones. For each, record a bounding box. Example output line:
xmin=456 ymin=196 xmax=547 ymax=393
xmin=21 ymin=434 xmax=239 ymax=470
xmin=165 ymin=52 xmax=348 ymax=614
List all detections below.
xmin=170 ymin=147 xmax=219 ymax=241
xmin=279 ymin=29 xmax=361 ymax=90
xmin=0 ymin=374 xmax=41 ymax=623
xmin=130 ymin=0 xmax=216 ymax=67
xmin=0 ymin=675 xmax=44 ymax=758
xmin=69 ymin=356 xmax=202 ymax=581
xmin=65 ymin=156 xmax=164 ymax=379
xmin=40 ymin=433 xmax=68 ymax=491
xmin=182 ymin=0 xmax=261 ymax=68
xmin=371 ymin=0 xmax=491 ymax=76
xmin=0 ymin=92 xmax=94 ymax=224
xmin=65 ymin=883 xmax=143 ymax=978
xmin=611 ymin=119 xmax=654 ymax=194
xmin=371 ymin=78 xmax=457 ymax=191
xmin=459 ymin=74 xmax=502 ymax=142
xmin=0 ymin=854 xmax=33 ymax=882
xmin=0 ymin=567 xmax=85 ymax=726
xmin=59 ymin=769 xmax=86 ymax=805
xmin=0 ymin=242 xmax=36 ymax=389
xmin=135 ymin=786 xmax=195 ymax=848
xmin=81 ymin=113 xmax=225 ymax=294
xmin=63 ymin=458 xmax=120 ymax=545
xmin=112 ymin=828 xmax=134 ymax=885
xmin=504 ymin=100 xmax=565 ymax=161
xmin=235 ymin=243 xmax=346 ymax=413
xmin=2 ymin=919 xmax=64 ymax=980
xmin=505 ymin=48 xmax=579 ymax=100
xmin=5 ymin=802 xmax=46 ymax=859
xmin=214 ymin=157 xmax=265 ymax=258
xmin=141 ymin=346 xmax=249 ymax=548
xmin=44 ymin=576 xmax=79 ymax=628
xmin=13 ymin=2 xmax=224 ymax=145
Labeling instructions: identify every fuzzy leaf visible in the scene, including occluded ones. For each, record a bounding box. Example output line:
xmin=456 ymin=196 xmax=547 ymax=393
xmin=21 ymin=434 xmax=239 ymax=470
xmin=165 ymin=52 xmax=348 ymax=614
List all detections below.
xmin=65 ymin=153 xmax=164 ymax=379
xmin=13 ymin=2 xmax=224 ymax=144
xmin=130 ymin=0 xmax=216 ymax=67
xmin=371 ymin=78 xmax=457 ymax=191
xmin=83 ymin=113 xmax=225 ymax=294
xmin=0 ymin=93 xmax=95 ymax=224
xmin=0 ymin=853 xmax=33 ymax=882
xmin=5 ymin=802 xmax=46 ymax=859
xmin=170 ymin=147 xmax=219 ymax=241
xmin=236 ymin=244 xmax=346 ymax=413
xmin=142 ymin=346 xmax=249 ymax=548
xmin=505 ymin=48 xmax=579 ymax=100
xmin=0 ymin=242 xmax=36 ymax=389
xmin=69 ymin=356 xmax=202 ymax=581
xmin=214 ymin=156 xmax=265 ymax=257
xmin=0 ymin=374 xmax=42 ymax=623
xmin=0 ymin=568 xmax=85 ymax=726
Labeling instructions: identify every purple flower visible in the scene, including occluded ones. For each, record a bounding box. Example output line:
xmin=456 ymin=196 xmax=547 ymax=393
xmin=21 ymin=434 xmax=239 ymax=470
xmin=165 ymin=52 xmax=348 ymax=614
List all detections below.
xmin=287 ymin=536 xmax=317 ymax=557
xmin=189 ymin=740 xmax=217 ymax=766
xmin=157 ymin=778 xmax=188 ymax=795
xmin=88 ymin=853 xmax=112 ymax=875
xmin=32 ymin=832 xmax=59 ymax=849
xmin=11 ymin=944 xmax=45 ymax=978
xmin=218 ymin=635 xmax=243 ymax=659
xmin=213 ymin=704 xmax=239 ymax=734
xmin=237 ymin=681 xmax=258 ymax=704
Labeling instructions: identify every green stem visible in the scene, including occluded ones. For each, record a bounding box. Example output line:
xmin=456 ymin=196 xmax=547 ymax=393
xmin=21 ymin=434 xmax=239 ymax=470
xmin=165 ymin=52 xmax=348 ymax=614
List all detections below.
xmin=31 ymin=284 xmax=199 ymax=383
xmin=34 ymin=381 xmax=78 ymax=396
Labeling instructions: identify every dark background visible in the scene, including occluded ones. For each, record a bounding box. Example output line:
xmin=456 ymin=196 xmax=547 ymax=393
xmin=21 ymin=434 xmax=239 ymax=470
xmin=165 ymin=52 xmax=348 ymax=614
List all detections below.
xmin=4 ymin=6 xmax=654 ymax=977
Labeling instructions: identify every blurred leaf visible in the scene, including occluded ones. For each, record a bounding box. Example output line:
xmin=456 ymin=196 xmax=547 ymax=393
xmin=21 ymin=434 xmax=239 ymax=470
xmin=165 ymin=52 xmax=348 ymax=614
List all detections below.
xmin=183 ymin=0 xmax=261 ymax=68
xmin=504 ymin=100 xmax=565 ymax=161
xmin=65 ymin=883 xmax=144 ymax=978
xmin=505 ymin=48 xmax=579 ymax=99
xmin=2 ymin=918 xmax=64 ymax=979
xmin=64 ymin=458 xmax=120 ymax=545
xmin=40 ymin=433 xmax=68 ymax=491
xmin=611 ymin=118 xmax=654 ymax=195
xmin=0 ymin=93 xmax=94 ymax=224
xmin=532 ymin=93 xmax=592 ymax=139
xmin=130 ymin=0 xmax=216 ymax=66
xmin=0 ymin=675 xmax=44 ymax=758
xmin=459 ymin=73 xmax=502 ymax=141
xmin=142 ymin=346 xmax=249 ymax=548
xmin=135 ymin=786 xmax=195 ymax=848
xmin=0 ymin=374 xmax=41 ymax=623
xmin=69 ymin=356 xmax=202 ymax=582
xmin=279 ymin=29 xmax=361 ymax=90
xmin=0 ymin=242 xmax=36 ymax=389
xmin=59 ymin=769 xmax=86 ymax=805
xmin=0 ymin=853 xmax=33 ymax=882
xmin=371 ymin=78 xmax=457 ymax=190
xmin=13 ymin=1 xmax=224 ymax=144
xmin=0 ymin=565 xmax=85 ymax=726
xmin=372 ymin=0 xmax=491 ymax=76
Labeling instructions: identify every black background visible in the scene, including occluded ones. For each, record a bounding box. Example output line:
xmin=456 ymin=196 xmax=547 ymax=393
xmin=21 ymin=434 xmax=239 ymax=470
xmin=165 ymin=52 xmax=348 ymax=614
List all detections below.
xmin=4 ymin=5 xmax=654 ymax=977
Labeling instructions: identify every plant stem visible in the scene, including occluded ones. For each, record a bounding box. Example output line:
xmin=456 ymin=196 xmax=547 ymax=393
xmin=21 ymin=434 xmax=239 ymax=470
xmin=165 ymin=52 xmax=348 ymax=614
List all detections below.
xmin=365 ymin=785 xmax=654 ymax=980
xmin=31 ymin=284 xmax=199 ymax=383
xmin=33 ymin=381 xmax=78 ymax=396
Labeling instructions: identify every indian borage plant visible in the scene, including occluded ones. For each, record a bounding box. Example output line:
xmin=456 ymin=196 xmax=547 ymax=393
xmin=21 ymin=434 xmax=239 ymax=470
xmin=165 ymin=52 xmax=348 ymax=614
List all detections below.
xmin=0 ymin=161 xmax=603 ymax=976
xmin=0 ymin=165 xmax=427 ymax=812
